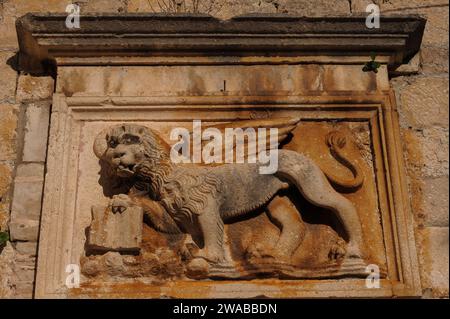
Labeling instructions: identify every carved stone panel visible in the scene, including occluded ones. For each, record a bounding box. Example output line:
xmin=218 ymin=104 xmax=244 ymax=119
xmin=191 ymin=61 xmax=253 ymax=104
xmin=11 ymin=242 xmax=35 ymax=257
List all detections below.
xmin=25 ymin=15 xmax=424 ymax=298
xmin=35 ymin=74 xmax=420 ymax=297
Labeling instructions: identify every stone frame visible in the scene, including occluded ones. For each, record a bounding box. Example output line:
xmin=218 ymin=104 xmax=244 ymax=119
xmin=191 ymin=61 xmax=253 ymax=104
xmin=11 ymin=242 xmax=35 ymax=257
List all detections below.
xmin=14 ymin=13 xmax=425 ymax=298
xmin=35 ymin=91 xmax=421 ymax=298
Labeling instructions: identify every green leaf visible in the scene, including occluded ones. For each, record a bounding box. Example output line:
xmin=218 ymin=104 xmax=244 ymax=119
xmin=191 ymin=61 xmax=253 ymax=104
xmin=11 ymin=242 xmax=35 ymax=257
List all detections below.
xmin=370 ymin=52 xmax=376 ymax=61
xmin=0 ymin=231 xmax=9 ymax=245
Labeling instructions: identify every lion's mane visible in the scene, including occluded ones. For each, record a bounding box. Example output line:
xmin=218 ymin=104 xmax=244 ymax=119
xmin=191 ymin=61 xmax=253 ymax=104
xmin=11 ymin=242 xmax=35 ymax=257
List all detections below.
xmin=100 ymin=125 xmax=222 ymax=227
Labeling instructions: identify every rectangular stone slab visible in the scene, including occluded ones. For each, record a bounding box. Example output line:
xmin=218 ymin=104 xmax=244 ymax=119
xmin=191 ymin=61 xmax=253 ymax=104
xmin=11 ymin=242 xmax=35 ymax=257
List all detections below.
xmin=88 ymin=205 xmax=143 ymax=253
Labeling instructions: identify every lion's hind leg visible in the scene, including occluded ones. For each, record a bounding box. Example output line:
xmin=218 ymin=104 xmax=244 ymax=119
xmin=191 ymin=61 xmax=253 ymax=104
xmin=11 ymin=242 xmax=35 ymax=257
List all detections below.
xmin=278 ymin=151 xmax=364 ymax=259
xmin=266 ymin=195 xmax=306 ymax=262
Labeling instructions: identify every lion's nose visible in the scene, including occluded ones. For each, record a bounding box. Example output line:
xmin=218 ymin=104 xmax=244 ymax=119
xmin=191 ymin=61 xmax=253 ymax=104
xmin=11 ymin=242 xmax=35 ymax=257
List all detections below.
xmin=114 ymin=151 xmax=126 ymax=159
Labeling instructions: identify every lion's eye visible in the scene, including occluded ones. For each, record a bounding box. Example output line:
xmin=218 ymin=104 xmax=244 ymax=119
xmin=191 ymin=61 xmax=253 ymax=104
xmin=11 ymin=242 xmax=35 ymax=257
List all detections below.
xmin=122 ymin=134 xmax=140 ymax=145
xmin=108 ymin=139 xmax=118 ymax=148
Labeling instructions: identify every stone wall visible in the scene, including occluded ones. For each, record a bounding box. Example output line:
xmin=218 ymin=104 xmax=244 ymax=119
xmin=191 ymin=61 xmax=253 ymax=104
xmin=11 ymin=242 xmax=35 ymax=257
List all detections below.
xmin=0 ymin=0 xmax=448 ymax=298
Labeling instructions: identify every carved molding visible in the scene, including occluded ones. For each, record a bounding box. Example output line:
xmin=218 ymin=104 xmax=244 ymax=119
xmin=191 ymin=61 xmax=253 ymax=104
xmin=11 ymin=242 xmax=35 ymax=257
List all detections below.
xmin=16 ymin=13 xmax=425 ymax=72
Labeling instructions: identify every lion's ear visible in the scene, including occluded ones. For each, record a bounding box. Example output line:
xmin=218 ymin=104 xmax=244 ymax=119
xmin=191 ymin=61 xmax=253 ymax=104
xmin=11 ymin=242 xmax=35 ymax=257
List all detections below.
xmin=94 ymin=129 xmax=110 ymax=159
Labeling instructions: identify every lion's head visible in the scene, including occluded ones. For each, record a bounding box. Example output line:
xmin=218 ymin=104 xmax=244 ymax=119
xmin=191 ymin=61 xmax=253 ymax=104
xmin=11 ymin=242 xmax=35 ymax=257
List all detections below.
xmin=93 ymin=124 xmax=172 ymax=179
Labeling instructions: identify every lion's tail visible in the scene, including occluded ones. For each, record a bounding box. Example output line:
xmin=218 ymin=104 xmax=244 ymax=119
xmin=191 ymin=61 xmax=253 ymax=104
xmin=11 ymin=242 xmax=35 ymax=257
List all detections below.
xmin=323 ymin=131 xmax=364 ymax=192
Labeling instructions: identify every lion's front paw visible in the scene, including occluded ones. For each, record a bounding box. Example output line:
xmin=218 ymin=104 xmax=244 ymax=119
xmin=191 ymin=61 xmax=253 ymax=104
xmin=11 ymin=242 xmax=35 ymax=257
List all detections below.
xmin=328 ymin=244 xmax=346 ymax=261
xmin=245 ymin=243 xmax=290 ymax=263
xmin=327 ymin=237 xmax=347 ymax=261
xmin=186 ymin=258 xmax=210 ymax=279
xmin=194 ymin=249 xmax=224 ymax=265
xmin=110 ymin=194 xmax=134 ymax=214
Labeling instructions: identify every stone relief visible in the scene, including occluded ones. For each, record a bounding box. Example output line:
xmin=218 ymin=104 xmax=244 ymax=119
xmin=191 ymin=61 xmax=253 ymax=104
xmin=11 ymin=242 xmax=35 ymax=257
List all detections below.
xmin=81 ymin=119 xmax=386 ymax=281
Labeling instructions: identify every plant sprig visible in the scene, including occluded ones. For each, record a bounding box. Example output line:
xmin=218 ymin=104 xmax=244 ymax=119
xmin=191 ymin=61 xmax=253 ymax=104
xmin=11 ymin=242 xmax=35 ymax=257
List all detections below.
xmin=0 ymin=231 xmax=9 ymax=246
xmin=363 ymin=53 xmax=381 ymax=73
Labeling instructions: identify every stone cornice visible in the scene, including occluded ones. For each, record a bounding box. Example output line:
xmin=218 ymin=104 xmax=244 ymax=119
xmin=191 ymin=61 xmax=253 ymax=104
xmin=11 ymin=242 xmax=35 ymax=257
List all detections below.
xmin=16 ymin=13 xmax=426 ymax=71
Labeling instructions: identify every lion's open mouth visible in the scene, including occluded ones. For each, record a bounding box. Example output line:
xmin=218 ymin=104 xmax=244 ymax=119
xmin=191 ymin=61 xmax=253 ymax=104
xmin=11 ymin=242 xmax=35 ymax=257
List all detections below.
xmin=117 ymin=164 xmax=136 ymax=176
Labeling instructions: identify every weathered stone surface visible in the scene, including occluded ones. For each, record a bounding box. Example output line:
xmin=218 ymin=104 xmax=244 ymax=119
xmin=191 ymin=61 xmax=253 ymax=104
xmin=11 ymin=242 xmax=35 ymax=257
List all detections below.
xmin=1 ymin=4 xmax=445 ymax=299
xmin=418 ymin=128 xmax=449 ymax=178
xmin=14 ymin=242 xmax=38 ymax=256
xmin=127 ymin=0 xmax=350 ymax=17
xmin=378 ymin=0 xmax=448 ymax=11
xmin=0 ymin=242 xmax=15 ymax=298
xmin=13 ymin=260 xmax=35 ymax=282
xmin=397 ymin=77 xmax=449 ymax=128
xmin=12 ymin=281 xmax=33 ymax=298
xmin=0 ymin=162 xmax=13 ymax=203
xmin=350 ymin=0 xmax=373 ymax=13
xmin=127 ymin=0 xmax=161 ymax=12
xmin=77 ymin=0 xmax=127 ymax=12
xmin=419 ymin=227 xmax=449 ymax=297
xmin=393 ymin=52 xmax=420 ymax=75
xmin=16 ymin=75 xmax=54 ymax=102
xmin=323 ymin=65 xmax=388 ymax=92
xmin=422 ymin=176 xmax=449 ymax=227
xmin=10 ymin=165 xmax=44 ymax=221
xmin=57 ymin=64 xmax=390 ymax=97
xmin=88 ymin=204 xmax=143 ymax=253
xmin=0 ymin=161 xmax=14 ymax=230
xmin=218 ymin=0 xmax=350 ymax=19
xmin=0 ymin=104 xmax=19 ymax=161
xmin=399 ymin=7 xmax=449 ymax=47
xmin=421 ymin=47 xmax=449 ymax=74
xmin=15 ymin=162 xmax=45 ymax=178
xmin=403 ymin=127 xmax=449 ymax=178
xmin=9 ymin=219 xmax=39 ymax=242
xmin=0 ymin=0 xmax=67 ymax=49
xmin=0 ymin=52 xmax=17 ymax=102
xmin=22 ymin=102 xmax=51 ymax=162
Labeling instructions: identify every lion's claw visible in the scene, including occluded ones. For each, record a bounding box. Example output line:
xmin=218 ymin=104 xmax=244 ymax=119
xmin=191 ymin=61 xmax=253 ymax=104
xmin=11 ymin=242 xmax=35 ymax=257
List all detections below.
xmin=110 ymin=194 xmax=133 ymax=214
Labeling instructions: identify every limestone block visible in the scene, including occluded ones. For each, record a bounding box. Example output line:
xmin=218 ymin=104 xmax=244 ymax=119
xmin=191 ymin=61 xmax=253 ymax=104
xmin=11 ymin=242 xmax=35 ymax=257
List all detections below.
xmin=22 ymin=102 xmax=51 ymax=162
xmin=14 ymin=242 xmax=38 ymax=256
xmin=0 ymin=52 xmax=17 ymax=102
xmin=77 ymin=0 xmax=127 ymax=12
xmin=0 ymin=104 xmax=19 ymax=161
xmin=421 ymin=47 xmax=449 ymax=74
xmin=127 ymin=0 xmax=159 ymax=12
xmin=0 ymin=161 xmax=13 ymax=201
xmin=11 ymin=175 xmax=44 ymax=221
xmin=323 ymin=65 xmax=388 ymax=92
xmin=9 ymin=218 xmax=39 ymax=242
xmin=88 ymin=204 xmax=143 ymax=253
xmin=57 ymin=64 xmax=390 ymax=97
xmin=400 ymin=7 xmax=448 ymax=47
xmin=216 ymin=0 xmax=349 ymax=19
xmin=0 ymin=0 xmax=68 ymax=49
xmin=393 ymin=52 xmax=420 ymax=75
xmin=350 ymin=0 xmax=373 ymax=13
xmin=16 ymin=75 xmax=54 ymax=102
xmin=420 ymin=227 xmax=449 ymax=297
xmin=13 ymin=281 xmax=33 ymax=299
xmin=423 ymin=176 xmax=449 ymax=227
xmin=399 ymin=77 xmax=449 ymax=128
xmin=418 ymin=128 xmax=449 ymax=178
xmin=0 ymin=242 xmax=15 ymax=298
xmin=13 ymin=262 xmax=35 ymax=282
xmin=0 ymin=161 xmax=13 ymax=229
xmin=128 ymin=0 xmax=350 ymax=17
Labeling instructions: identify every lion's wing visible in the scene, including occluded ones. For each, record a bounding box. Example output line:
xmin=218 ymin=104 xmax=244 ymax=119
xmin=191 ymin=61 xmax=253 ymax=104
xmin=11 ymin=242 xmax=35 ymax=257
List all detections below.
xmin=188 ymin=117 xmax=300 ymax=166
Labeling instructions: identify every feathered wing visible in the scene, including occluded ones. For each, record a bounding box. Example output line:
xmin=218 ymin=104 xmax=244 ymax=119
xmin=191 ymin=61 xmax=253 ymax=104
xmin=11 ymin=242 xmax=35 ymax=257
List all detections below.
xmin=187 ymin=117 xmax=301 ymax=165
